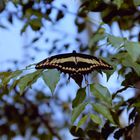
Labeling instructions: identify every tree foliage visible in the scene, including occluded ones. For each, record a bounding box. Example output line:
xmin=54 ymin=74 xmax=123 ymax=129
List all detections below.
xmin=0 ymin=0 xmax=140 ymax=139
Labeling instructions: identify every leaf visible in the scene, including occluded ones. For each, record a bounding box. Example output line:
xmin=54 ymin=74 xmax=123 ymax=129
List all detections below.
xmin=1 ymin=70 xmax=22 ymax=86
xmin=9 ymin=79 xmax=19 ymax=92
xmin=0 ymin=71 xmax=11 ymax=80
xmin=100 ymin=57 xmax=116 ymax=81
xmin=72 ymin=88 xmax=86 ymax=108
xmin=70 ymin=126 xmax=85 ymax=137
xmin=107 ymin=34 xmax=125 ymax=49
xmin=18 ymin=70 xmax=42 ymax=94
xmin=21 ymin=22 xmax=28 ymax=34
xmin=90 ymin=114 xmax=102 ymax=125
xmin=92 ymin=103 xmax=115 ymax=124
xmin=124 ymin=41 xmax=140 ymax=62
xmin=122 ymin=53 xmax=140 ymax=76
xmin=114 ymin=52 xmax=140 ymax=76
xmin=42 ymin=69 xmax=60 ymax=94
xmin=133 ymin=0 xmax=140 ymax=6
xmin=77 ymin=115 xmax=88 ymax=128
xmin=89 ymin=30 xmax=107 ymax=47
xmin=71 ymin=102 xmax=88 ymax=124
xmin=121 ymin=72 xmax=140 ymax=87
xmin=0 ymin=72 xmax=11 ymax=87
xmin=90 ymin=83 xmax=112 ymax=106
xmin=29 ymin=18 xmax=42 ymax=31
xmin=113 ymin=0 xmax=123 ymax=9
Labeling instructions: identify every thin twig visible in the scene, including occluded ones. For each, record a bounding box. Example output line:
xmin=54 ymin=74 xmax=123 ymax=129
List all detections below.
xmin=39 ymin=115 xmax=62 ymax=140
xmin=112 ymin=86 xmax=129 ymax=99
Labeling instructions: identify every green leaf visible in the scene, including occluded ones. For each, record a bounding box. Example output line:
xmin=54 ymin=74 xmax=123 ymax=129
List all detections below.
xmin=29 ymin=18 xmax=42 ymax=31
xmin=21 ymin=22 xmax=28 ymax=34
xmin=124 ymin=41 xmax=140 ymax=62
xmin=42 ymin=69 xmax=60 ymax=94
xmin=0 ymin=71 xmax=11 ymax=79
xmin=90 ymin=114 xmax=102 ymax=125
xmin=113 ymin=0 xmax=123 ymax=8
xmin=133 ymin=0 xmax=140 ymax=6
xmin=107 ymin=34 xmax=125 ymax=49
xmin=1 ymin=70 xmax=22 ymax=86
xmin=72 ymin=88 xmax=86 ymax=108
xmin=101 ymin=57 xmax=116 ymax=81
xmin=77 ymin=115 xmax=88 ymax=128
xmin=90 ymin=83 xmax=112 ymax=106
xmin=18 ymin=70 xmax=42 ymax=94
xmin=71 ymin=102 xmax=88 ymax=124
xmin=0 ymin=72 xmax=11 ymax=87
xmin=89 ymin=30 xmax=107 ymax=47
xmin=114 ymin=52 xmax=140 ymax=76
xmin=121 ymin=53 xmax=140 ymax=76
xmin=9 ymin=79 xmax=19 ymax=92
xmin=92 ymin=103 xmax=115 ymax=124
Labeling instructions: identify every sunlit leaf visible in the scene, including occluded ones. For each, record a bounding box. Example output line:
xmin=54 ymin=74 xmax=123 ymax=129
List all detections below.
xmin=1 ymin=70 xmax=22 ymax=86
xmin=71 ymin=102 xmax=88 ymax=124
xmin=77 ymin=115 xmax=88 ymax=128
xmin=107 ymin=34 xmax=125 ymax=49
xmin=90 ymin=83 xmax=112 ymax=106
xmin=72 ymin=88 xmax=86 ymax=108
xmin=29 ymin=18 xmax=42 ymax=31
xmin=42 ymin=69 xmax=60 ymax=94
xmin=90 ymin=114 xmax=102 ymax=125
xmin=133 ymin=0 xmax=140 ymax=6
xmin=9 ymin=79 xmax=19 ymax=92
xmin=122 ymin=54 xmax=140 ymax=76
xmin=0 ymin=71 xmax=11 ymax=80
xmin=124 ymin=41 xmax=140 ymax=62
xmin=92 ymin=103 xmax=115 ymax=124
xmin=18 ymin=70 xmax=42 ymax=94
xmin=101 ymin=57 xmax=116 ymax=81
xmin=114 ymin=52 xmax=140 ymax=76
xmin=89 ymin=29 xmax=106 ymax=47
xmin=113 ymin=0 xmax=123 ymax=8
xmin=21 ymin=23 xmax=28 ymax=34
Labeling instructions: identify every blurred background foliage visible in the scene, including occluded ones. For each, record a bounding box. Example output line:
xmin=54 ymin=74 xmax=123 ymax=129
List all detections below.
xmin=1 ymin=0 xmax=140 ymax=140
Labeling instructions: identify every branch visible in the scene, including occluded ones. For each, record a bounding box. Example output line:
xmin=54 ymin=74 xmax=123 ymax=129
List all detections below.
xmin=39 ymin=115 xmax=62 ymax=140
xmin=112 ymin=86 xmax=129 ymax=99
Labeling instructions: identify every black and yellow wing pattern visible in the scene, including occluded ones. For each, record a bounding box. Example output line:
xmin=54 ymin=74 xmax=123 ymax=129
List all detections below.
xmin=35 ymin=51 xmax=113 ymax=86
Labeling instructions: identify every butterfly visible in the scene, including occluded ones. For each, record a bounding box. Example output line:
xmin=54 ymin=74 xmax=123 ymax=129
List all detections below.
xmin=35 ymin=51 xmax=113 ymax=86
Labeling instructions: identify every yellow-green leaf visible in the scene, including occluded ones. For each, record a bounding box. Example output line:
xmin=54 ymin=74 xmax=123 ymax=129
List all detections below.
xmin=90 ymin=114 xmax=102 ymax=125
xmin=72 ymin=88 xmax=86 ymax=108
xmin=92 ymin=103 xmax=115 ymax=124
xmin=18 ymin=70 xmax=42 ymax=94
xmin=71 ymin=102 xmax=88 ymax=124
